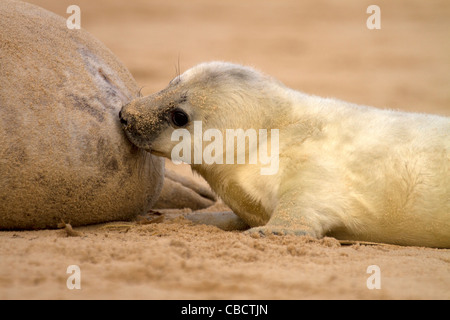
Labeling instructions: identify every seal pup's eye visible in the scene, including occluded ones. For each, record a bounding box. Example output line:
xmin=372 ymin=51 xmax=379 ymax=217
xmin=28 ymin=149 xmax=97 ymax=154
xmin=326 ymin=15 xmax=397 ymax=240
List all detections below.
xmin=170 ymin=109 xmax=189 ymax=127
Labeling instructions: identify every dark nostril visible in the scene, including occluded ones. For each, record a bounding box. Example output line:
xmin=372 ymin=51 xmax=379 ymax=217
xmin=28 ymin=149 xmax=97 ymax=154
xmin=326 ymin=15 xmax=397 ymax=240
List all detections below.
xmin=119 ymin=110 xmax=128 ymax=125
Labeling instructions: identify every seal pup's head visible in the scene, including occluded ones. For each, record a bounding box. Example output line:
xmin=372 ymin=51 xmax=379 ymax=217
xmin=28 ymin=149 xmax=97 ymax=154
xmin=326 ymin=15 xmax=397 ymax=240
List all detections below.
xmin=119 ymin=61 xmax=289 ymax=161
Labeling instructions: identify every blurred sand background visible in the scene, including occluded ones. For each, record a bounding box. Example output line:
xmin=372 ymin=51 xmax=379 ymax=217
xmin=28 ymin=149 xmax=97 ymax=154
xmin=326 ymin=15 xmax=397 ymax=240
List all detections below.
xmin=0 ymin=0 xmax=449 ymax=299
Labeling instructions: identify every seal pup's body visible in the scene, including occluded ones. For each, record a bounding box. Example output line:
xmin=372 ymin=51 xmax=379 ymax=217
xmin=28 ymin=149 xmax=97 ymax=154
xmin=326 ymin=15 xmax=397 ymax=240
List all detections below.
xmin=120 ymin=62 xmax=450 ymax=248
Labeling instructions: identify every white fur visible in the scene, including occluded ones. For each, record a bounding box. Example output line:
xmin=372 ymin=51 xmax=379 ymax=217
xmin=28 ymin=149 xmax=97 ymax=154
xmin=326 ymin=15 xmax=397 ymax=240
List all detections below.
xmin=189 ymin=62 xmax=450 ymax=247
xmin=123 ymin=61 xmax=450 ymax=247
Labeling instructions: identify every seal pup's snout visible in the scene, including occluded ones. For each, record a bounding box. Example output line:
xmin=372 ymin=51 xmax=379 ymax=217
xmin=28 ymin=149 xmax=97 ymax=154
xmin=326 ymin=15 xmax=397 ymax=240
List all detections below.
xmin=119 ymin=97 xmax=172 ymax=155
xmin=118 ymin=110 xmax=127 ymax=126
xmin=119 ymin=100 xmax=149 ymax=149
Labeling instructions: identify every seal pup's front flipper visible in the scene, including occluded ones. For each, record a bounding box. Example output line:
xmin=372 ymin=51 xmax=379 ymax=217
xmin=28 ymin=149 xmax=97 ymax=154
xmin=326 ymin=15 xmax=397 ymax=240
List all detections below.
xmin=186 ymin=211 xmax=249 ymax=231
xmin=244 ymin=190 xmax=333 ymax=238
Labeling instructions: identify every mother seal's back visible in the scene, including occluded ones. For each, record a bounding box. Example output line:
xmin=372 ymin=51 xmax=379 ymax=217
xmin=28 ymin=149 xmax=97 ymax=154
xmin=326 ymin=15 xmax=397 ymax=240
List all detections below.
xmin=0 ymin=0 xmax=164 ymax=229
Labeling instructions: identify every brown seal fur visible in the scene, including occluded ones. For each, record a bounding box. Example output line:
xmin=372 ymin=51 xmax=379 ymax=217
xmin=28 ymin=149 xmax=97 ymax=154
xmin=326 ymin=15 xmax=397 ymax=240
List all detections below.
xmin=0 ymin=0 xmax=164 ymax=229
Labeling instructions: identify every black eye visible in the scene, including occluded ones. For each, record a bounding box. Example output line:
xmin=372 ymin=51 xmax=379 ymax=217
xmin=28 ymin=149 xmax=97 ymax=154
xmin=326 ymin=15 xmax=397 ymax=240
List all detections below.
xmin=171 ymin=109 xmax=189 ymax=127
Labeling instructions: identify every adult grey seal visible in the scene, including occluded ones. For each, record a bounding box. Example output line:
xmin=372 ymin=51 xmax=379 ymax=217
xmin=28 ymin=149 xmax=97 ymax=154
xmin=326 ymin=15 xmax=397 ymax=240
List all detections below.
xmin=120 ymin=61 xmax=450 ymax=248
xmin=0 ymin=0 xmax=165 ymax=229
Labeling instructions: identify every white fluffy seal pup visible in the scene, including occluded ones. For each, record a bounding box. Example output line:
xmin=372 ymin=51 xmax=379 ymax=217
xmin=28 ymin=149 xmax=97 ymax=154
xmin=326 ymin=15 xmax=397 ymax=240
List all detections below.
xmin=120 ymin=61 xmax=450 ymax=248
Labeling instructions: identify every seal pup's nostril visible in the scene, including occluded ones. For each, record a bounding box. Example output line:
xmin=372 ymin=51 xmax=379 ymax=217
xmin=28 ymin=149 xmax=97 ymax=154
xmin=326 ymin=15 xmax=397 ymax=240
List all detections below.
xmin=119 ymin=110 xmax=128 ymax=125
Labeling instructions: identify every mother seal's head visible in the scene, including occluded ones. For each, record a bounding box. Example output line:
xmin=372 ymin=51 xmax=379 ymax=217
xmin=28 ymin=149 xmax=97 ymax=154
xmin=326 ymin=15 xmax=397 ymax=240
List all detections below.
xmin=119 ymin=61 xmax=290 ymax=159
